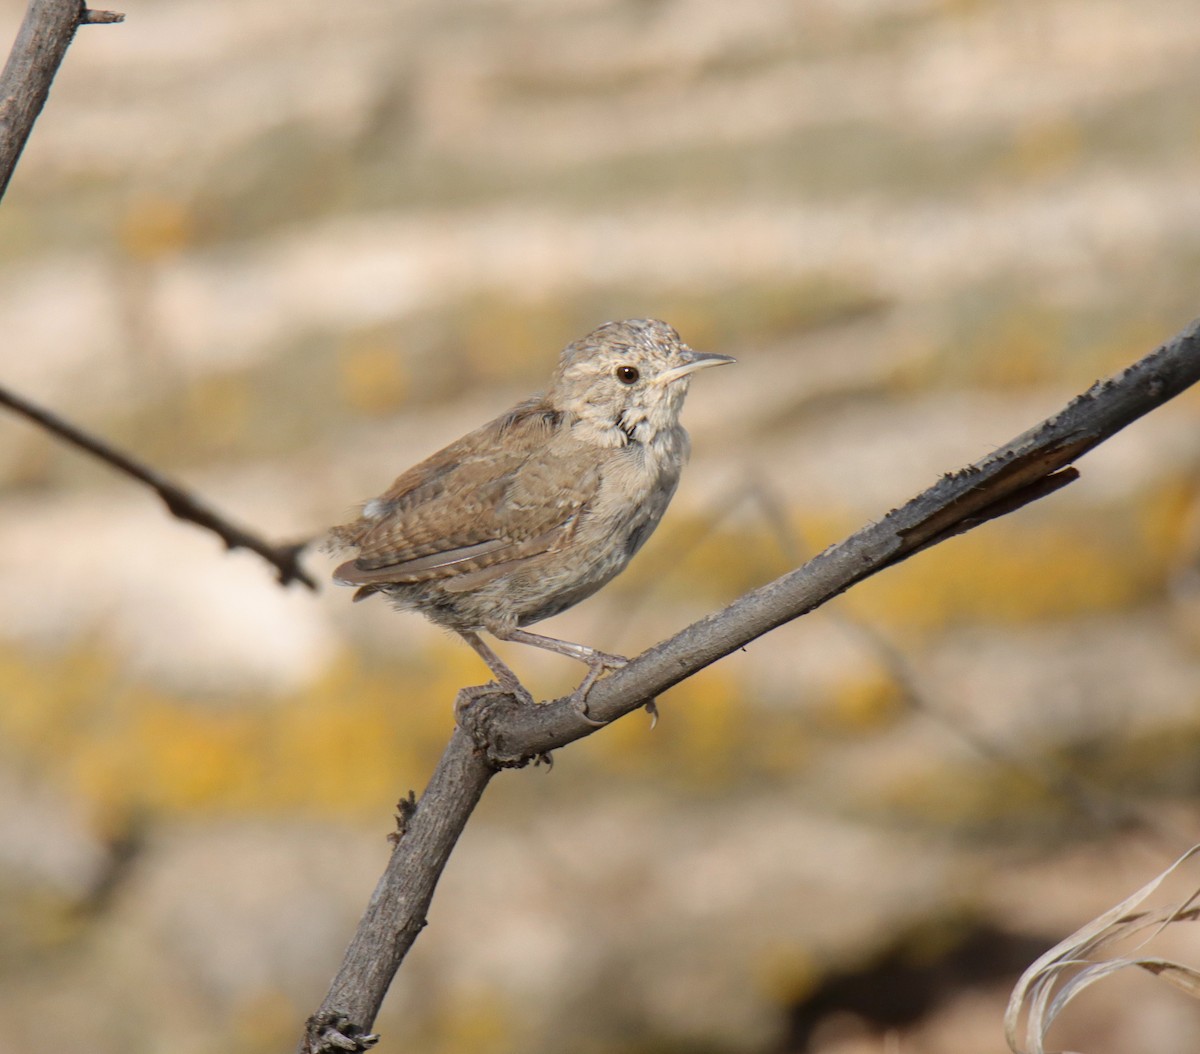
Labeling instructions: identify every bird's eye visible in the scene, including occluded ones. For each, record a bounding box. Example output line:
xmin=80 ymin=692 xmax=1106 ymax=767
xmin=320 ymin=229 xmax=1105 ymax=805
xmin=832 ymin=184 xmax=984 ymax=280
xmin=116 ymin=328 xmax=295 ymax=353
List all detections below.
xmin=615 ymin=365 xmax=640 ymax=384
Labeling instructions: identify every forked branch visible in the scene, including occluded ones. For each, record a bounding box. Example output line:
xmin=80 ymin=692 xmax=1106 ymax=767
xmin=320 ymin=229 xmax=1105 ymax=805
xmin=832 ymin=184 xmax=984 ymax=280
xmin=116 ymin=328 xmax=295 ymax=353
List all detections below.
xmin=301 ymin=317 xmax=1200 ymax=1052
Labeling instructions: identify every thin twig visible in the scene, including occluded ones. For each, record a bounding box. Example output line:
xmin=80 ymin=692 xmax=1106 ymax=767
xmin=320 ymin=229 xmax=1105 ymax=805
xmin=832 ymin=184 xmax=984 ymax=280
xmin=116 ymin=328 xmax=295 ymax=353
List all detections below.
xmin=0 ymin=0 xmax=124 ymax=202
xmin=81 ymin=9 xmax=124 ymax=24
xmin=0 ymin=384 xmax=317 ymax=589
xmin=300 ymin=316 xmax=1200 ymax=1053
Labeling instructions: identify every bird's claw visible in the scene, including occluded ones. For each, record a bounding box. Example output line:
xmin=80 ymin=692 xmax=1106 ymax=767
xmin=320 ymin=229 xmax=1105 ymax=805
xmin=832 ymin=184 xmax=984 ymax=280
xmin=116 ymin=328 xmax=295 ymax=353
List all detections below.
xmin=591 ymin=650 xmax=629 ymax=671
xmin=568 ymin=651 xmax=631 ymax=726
xmin=644 ymin=699 xmax=659 ymax=728
xmin=572 ymin=694 xmax=608 ymax=727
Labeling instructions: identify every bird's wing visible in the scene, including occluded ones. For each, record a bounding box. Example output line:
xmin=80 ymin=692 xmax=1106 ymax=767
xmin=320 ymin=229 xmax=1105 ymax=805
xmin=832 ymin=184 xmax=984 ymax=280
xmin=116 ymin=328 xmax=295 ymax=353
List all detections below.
xmin=332 ymin=399 xmax=601 ymax=585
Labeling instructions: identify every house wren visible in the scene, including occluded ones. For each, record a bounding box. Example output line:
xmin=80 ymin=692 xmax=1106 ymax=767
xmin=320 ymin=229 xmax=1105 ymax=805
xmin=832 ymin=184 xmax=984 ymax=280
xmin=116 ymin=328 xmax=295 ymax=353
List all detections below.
xmin=327 ymin=318 xmax=734 ymax=717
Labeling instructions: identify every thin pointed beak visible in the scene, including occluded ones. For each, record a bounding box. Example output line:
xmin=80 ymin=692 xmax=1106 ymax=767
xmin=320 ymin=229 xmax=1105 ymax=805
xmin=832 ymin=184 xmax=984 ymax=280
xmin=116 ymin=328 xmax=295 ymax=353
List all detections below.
xmin=654 ymin=349 xmax=736 ymax=386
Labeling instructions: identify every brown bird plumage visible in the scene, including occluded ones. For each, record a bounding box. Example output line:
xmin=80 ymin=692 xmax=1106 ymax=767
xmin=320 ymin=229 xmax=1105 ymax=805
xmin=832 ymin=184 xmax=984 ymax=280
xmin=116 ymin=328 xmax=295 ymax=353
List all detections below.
xmin=327 ymin=318 xmax=733 ymax=716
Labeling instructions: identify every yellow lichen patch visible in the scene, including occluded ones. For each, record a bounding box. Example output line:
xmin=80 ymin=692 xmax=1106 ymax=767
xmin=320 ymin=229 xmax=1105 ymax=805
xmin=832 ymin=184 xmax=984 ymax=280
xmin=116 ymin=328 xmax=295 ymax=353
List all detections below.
xmin=617 ymin=516 xmax=793 ymax=610
xmin=417 ymin=987 xmax=520 ymax=1054
xmin=652 ymin=667 xmax=748 ymax=788
xmin=961 ymin=307 xmax=1068 ymax=390
xmin=858 ymin=725 xmax=1200 ymax=835
xmin=843 ymin=519 xmax=1159 ymax=637
xmin=232 ymin=987 xmax=301 ymax=1054
xmin=605 ymin=277 xmax=886 ymax=352
xmin=0 ymin=641 xmax=459 ymax=823
xmin=867 ymin=757 xmax=1063 ymax=832
xmin=0 ymin=880 xmax=91 ymax=957
xmin=71 ymin=747 xmax=134 ymax=830
xmin=117 ymin=196 xmax=195 ymax=261
xmin=915 ymin=301 xmax=1071 ymax=393
xmin=607 ymin=488 xmax=1169 ymax=639
xmin=337 ymin=332 xmax=410 ymax=416
xmin=755 ymin=717 xmax=815 ymax=779
xmin=181 ymin=373 xmax=255 ymax=452
xmin=670 ymin=530 xmax=780 ymax=599
xmin=1135 ymin=472 xmax=1200 ymax=567
xmin=258 ymin=655 xmax=451 ymax=816
xmin=0 ymin=645 xmax=101 ymax=757
xmin=582 ymin=695 xmax=668 ymax=776
xmin=1171 ymin=378 xmax=1200 ymax=414
xmin=754 ymin=942 xmax=821 ymax=1005
xmin=581 ymin=662 xmax=821 ymax=787
xmin=1006 ymin=118 xmax=1085 ymax=182
xmin=1079 ymin=718 xmax=1200 ymax=796
xmin=72 ymin=688 xmax=262 ymax=814
xmin=579 ymin=665 xmax=748 ymax=788
xmin=419 ymin=637 xmax=507 ymax=705
xmin=1089 ymin=316 xmax=1186 ymax=379
xmin=459 ymin=297 xmax=569 ymax=384
xmin=936 ymin=0 xmax=988 ymax=17
xmin=819 ymin=669 xmax=906 ymax=735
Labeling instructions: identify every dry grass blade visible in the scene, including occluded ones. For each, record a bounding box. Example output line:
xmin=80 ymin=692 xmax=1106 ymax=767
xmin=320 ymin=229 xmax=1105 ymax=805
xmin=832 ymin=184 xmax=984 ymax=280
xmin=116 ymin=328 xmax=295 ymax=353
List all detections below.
xmin=1005 ymin=845 xmax=1200 ymax=1054
xmin=1138 ymin=956 xmax=1200 ymax=997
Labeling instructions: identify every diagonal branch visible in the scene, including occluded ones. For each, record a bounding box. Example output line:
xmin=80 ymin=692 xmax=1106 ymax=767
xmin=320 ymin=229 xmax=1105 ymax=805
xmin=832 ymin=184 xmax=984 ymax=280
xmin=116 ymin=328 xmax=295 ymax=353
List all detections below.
xmin=0 ymin=0 xmax=124 ymax=202
xmin=0 ymin=384 xmax=317 ymax=589
xmin=0 ymin=3 xmax=310 ymax=588
xmin=300 ymin=315 xmax=1200 ymax=1052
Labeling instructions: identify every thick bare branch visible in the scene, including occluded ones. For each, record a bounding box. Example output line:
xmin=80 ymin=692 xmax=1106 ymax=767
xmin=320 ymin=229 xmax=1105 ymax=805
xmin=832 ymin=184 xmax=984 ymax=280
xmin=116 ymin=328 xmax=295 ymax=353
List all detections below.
xmin=301 ymin=316 xmax=1200 ymax=1051
xmin=303 ymin=733 xmax=492 ymax=1052
xmin=0 ymin=384 xmax=317 ymax=589
xmin=0 ymin=0 xmax=124 ymax=202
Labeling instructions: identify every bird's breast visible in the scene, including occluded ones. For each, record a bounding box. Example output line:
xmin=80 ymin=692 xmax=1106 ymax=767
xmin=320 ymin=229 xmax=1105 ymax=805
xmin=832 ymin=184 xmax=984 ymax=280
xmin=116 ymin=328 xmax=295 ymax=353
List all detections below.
xmin=495 ymin=427 xmax=691 ymax=627
xmin=583 ymin=427 xmax=688 ymax=546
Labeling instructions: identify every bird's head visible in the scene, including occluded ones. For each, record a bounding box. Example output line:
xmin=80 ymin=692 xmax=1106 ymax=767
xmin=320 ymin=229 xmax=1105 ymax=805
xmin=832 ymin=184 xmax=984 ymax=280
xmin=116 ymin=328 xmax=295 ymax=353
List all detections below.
xmin=551 ymin=318 xmax=734 ymax=446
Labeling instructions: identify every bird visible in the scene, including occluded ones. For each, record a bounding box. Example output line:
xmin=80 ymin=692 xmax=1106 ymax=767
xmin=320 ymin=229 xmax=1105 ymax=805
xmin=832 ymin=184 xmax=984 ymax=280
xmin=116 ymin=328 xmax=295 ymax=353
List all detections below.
xmin=327 ymin=318 xmax=734 ymax=719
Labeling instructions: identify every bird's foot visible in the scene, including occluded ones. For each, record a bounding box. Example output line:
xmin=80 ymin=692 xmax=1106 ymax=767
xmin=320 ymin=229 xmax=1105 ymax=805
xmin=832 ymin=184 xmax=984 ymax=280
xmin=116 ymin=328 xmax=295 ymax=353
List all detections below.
xmin=454 ymin=680 xmax=545 ymax=769
xmin=589 ymin=649 xmax=630 ymax=670
xmin=454 ymin=679 xmax=534 ymax=724
xmin=569 ymin=651 xmax=630 ymax=726
xmin=302 ymin=1011 xmax=379 ymax=1053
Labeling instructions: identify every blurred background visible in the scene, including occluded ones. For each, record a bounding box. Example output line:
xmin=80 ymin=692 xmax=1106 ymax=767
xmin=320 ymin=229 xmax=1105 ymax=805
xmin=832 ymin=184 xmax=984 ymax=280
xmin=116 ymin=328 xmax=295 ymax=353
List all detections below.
xmin=3 ymin=0 xmax=1200 ymax=1051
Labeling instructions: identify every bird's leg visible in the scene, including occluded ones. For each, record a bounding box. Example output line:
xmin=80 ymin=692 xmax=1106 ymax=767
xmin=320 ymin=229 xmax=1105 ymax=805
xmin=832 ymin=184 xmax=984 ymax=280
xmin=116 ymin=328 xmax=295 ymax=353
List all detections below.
xmin=494 ymin=626 xmax=629 ymax=669
xmin=457 ymin=630 xmax=535 ymax=707
xmin=491 ymin=626 xmax=628 ymax=725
